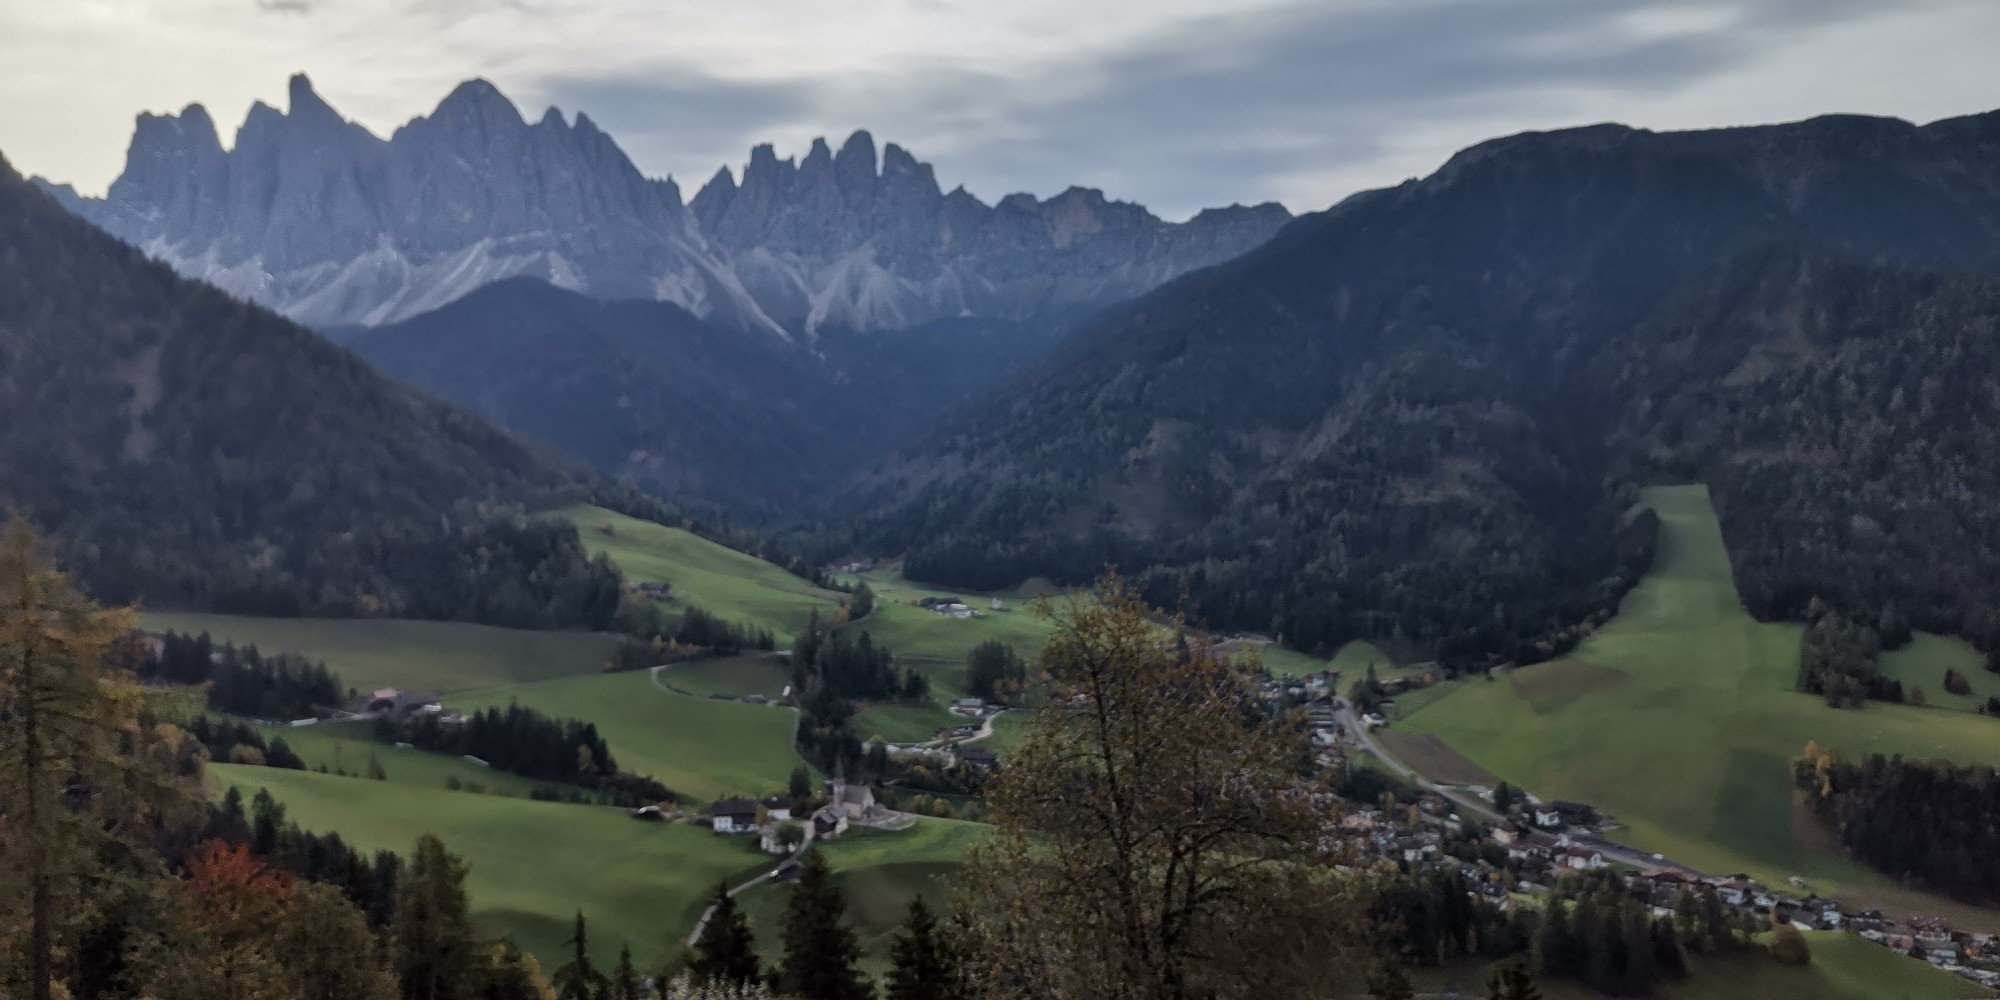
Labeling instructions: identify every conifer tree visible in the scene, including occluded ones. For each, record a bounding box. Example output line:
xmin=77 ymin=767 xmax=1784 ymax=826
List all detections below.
xmin=609 ymin=944 xmax=641 ymax=1000
xmin=886 ymin=896 xmax=959 ymax=1000
xmin=553 ymin=911 xmax=608 ymax=1000
xmin=0 ymin=518 xmax=150 ymax=1000
xmin=779 ymin=853 xmax=870 ymax=1000
xmin=392 ymin=833 xmax=477 ymax=1000
xmin=689 ymin=881 xmax=763 ymax=987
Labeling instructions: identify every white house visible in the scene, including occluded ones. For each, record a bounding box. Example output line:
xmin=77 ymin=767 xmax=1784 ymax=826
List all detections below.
xmin=710 ymin=798 xmax=759 ymax=835
xmin=1533 ymin=806 xmax=1563 ymax=828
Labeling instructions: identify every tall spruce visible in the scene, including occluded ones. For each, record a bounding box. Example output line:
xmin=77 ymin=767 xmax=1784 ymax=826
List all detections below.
xmin=778 ymin=853 xmax=870 ymax=1000
xmin=392 ymin=833 xmax=478 ymax=1000
xmin=610 ymin=944 xmax=641 ymax=1000
xmin=886 ymin=896 xmax=959 ymax=1000
xmin=553 ymin=911 xmax=608 ymax=1000
xmin=689 ymin=881 xmax=763 ymax=987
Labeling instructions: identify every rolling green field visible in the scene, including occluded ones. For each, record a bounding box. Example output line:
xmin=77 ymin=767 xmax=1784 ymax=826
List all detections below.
xmin=850 ymin=702 xmax=966 ymax=745
xmin=662 ymin=655 xmax=792 ymax=700
xmin=556 ymin=505 xmax=844 ymax=638
xmin=211 ymin=765 xmax=771 ymax=969
xmin=255 ymin=720 xmax=547 ymax=797
xmin=844 ymin=567 xmax=1062 ymax=666
xmin=738 ymin=820 xmax=993 ymax=977
xmin=1881 ymin=633 xmax=1998 ymax=712
xmin=1399 ymin=485 xmax=2000 ymax=928
xmin=448 ymin=671 xmax=804 ymax=805
xmin=1417 ymin=932 xmax=1987 ymax=1000
xmin=137 ymin=612 xmax=618 ymax=695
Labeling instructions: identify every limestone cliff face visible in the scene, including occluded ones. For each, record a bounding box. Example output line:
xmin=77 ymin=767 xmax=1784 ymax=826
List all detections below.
xmin=51 ymin=75 xmax=1291 ymax=336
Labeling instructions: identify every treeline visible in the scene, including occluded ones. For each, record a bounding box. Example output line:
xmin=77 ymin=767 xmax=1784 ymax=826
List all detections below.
xmin=608 ymin=604 xmax=777 ymax=670
xmin=1795 ymin=744 xmax=2000 ymax=905
xmin=134 ymin=630 xmax=345 ymax=719
xmin=1372 ymin=869 xmax=1532 ymax=969
xmin=1795 ymin=603 xmax=1907 ymax=707
xmin=380 ymin=702 xmax=675 ymax=807
xmin=791 ymin=610 xmax=928 ymax=774
xmin=183 ymin=716 xmax=313 ymax=772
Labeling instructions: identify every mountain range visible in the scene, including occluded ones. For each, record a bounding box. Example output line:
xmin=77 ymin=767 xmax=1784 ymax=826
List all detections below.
xmin=40 ymin=74 xmax=1290 ymax=337
xmin=848 ymin=109 xmax=2000 ymax=665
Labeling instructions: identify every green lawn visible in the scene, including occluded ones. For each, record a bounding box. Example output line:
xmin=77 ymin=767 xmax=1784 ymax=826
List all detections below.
xmin=851 ymin=702 xmax=966 ymax=745
xmin=843 ymin=568 xmax=1063 ymax=666
xmin=977 ymin=711 xmax=1030 ymax=759
xmin=1882 ymin=633 xmax=1999 ymax=712
xmin=211 ymin=765 xmax=769 ymax=971
xmin=737 ymin=820 xmax=992 ymax=978
xmin=556 ymin=505 xmax=844 ymax=639
xmin=1420 ymin=932 xmax=1986 ymax=999
xmin=662 ymin=655 xmax=792 ymax=700
xmin=448 ymin=671 xmax=804 ymax=806
xmin=1399 ymin=485 xmax=2000 ymax=929
xmin=137 ymin=612 xmax=618 ymax=695
xmin=255 ymin=720 xmax=547 ymax=797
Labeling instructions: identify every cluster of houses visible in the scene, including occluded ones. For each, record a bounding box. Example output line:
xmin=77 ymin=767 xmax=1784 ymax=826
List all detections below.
xmin=624 ymin=580 xmax=672 ymax=601
xmin=684 ymin=770 xmax=901 ymax=855
xmin=917 ymin=596 xmax=980 ymax=619
xmin=361 ymin=687 xmax=456 ymax=721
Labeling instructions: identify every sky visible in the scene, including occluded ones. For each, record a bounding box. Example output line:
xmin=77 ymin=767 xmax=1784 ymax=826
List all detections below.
xmin=5 ymin=0 xmax=1998 ymax=220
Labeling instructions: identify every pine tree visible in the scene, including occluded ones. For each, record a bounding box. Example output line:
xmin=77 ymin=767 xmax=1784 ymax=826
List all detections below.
xmin=779 ymin=853 xmax=870 ymax=1000
xmin=553 ymin=911 xmax=608 ymax=1000
xmin=609 ymin=944 xmax=641 ymax=1000
xmin=886 ymin=896 xmax=959 ymax=1000
xmin=392 ymin=833 xmax=478 ymax=1000
xmin=689 ymin=881 xmax=762 ymax=987
xmin=1485 ymin=958 xmax=1542 ymax=1000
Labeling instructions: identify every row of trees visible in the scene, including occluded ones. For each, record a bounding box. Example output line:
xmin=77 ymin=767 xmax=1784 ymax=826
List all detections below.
xmin=1795 ymin=742 xmax=2000 ymax=904
xmin=134 ymin=629 xmax=346 ymax=719
xmin=382 ymin=702 xmax=675 ymax=807
xmin=608 ymin=605 xmax=779 ymax=670
xmin=1795 ymin=604 xmax=1906 ymax=707
xmin=686 ymin=854 xmax=961 ymax=1000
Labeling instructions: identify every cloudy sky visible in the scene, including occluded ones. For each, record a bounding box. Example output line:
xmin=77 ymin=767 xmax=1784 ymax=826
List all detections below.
xmin=6 ymin=0 xmax=1997 ymax=219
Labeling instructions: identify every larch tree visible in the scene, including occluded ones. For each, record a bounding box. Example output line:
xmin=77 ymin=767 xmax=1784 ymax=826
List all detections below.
xmin=0 ymin=517 xmax=162 ymax=1000
xmin=956 ymin=575 xmax=1369 ymax=1000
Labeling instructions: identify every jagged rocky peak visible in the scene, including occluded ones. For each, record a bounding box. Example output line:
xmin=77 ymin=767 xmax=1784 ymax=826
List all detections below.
xmin=54 ymin=74 xmax=1294 ymax=334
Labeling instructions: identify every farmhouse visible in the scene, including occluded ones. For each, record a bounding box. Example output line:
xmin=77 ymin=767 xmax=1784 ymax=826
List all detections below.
xmin=760 ymin=796 xmax=792 ymax=823
xmin=959 ymin=745 xmax=999 ymax=770
xmin=710 ymin=798 xmax=759 ymax=834
xmin=365 ymin=688 xmax=442 ymax=715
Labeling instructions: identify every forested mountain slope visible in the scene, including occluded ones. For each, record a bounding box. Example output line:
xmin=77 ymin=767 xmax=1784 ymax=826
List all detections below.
xmin=348 ymin=278 xmax=1067 ymax=519
xmin=0 ymin=155 xmax=621 ymax=627
xmin=846 ymin=109 xmax=2000 ymax=665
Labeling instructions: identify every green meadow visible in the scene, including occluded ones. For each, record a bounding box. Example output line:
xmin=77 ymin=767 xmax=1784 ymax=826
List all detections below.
xmin=663 ymin=655 xmax=792 ymax=700
xmin=1881 ymin=633 xmax=1998 ymax=712
xmin=556 ymin=505 xmax=844 ymax=638
xmin=254 ymin=720 xmax=547 ymax=797
xmin=448 ymin=670 xmax=804 ymax=806
xmin=737 ymin=819 xmax=993 ymax=977
xmin=137 ymin=611 xmax=617 ymax=694
xmin=211 ymin=765 xmax=769 ymax=969
xmin=844 ymin=567 xmax=1061 ymax=665
xmin=1399 ymin=485 xmax=2000 ymax=928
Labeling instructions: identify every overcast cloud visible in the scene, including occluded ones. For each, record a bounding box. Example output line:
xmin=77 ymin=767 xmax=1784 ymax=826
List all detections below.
xmin=4 ymin=0 xmax=1996 ymax=218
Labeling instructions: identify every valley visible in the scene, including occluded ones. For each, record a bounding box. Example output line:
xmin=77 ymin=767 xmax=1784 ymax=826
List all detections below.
xmin=1393 ymin=485 xmax=2000 ymax=929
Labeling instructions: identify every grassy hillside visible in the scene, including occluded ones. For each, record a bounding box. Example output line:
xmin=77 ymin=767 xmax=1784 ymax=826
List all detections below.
xmin=1880 ymin=633 xmax=1998 ymax=712
xmin=1400 ymin=485 xmax=2000 ymax=929
xmin=557 ymin=505 xmax=843 ymax=638
xmin=211 ymin=765 xmax=769 ymax=970
xmin=737 ymin=820 xmax=992 ymax=977
xmin=447 ymin=671 xmax=804 ymax=805
xmin=663 ymin=655 xmax=791 ymax=700
xmin=256 ymin=720 xmax=547 ymax=797
xmin=138 ymin=612 xmax=617 ymax=694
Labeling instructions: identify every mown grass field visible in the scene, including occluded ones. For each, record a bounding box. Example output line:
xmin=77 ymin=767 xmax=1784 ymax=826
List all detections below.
xmin=1399 ymin=485 xmax=2000 ymax=929
xmin=210 ymin=764 xmax=771 ymax=970
xmin=1415 ymin=932 xmax=1988 ymax=999
xmin=738 ymin=820 xmax=993 ymax=977
xmin=844 ymin=567 xmax=1061 ymax=665
xmin=556 ymin=505 xmax=844 ymax=638
xmin=448 ymin=670 xmax=804 ymax=806
xmin=663 ymin=655 xmax=791 ymax=700
xmin=1881 ymin=633 xmax=1998 ymax=712
xmin=254 ymin=720 xmax=547 ymax=797
xmin=137 ymin=612 xmax=618 ymax=695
